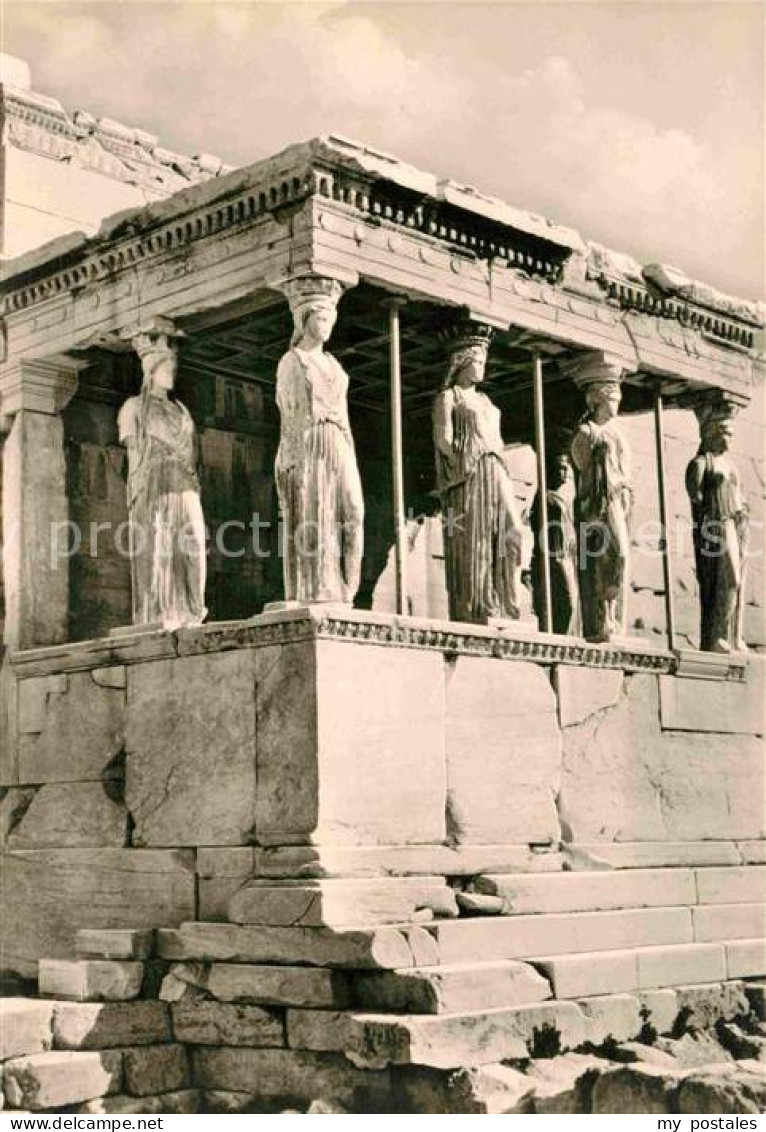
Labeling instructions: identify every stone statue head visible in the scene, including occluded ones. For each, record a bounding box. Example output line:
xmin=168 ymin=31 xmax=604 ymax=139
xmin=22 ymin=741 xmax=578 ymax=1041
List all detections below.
xmin=697 ymin=401 xmax=736 ymax=455
xmin=585 ymin=380 xmax=622 ymax=423
xmin=283 ymin=276 xmax=344 ymax=348
xmin=443 ymin=323 xmax=494 ymax=389
xmin=134 ymin=329 xmax=180 ymax=393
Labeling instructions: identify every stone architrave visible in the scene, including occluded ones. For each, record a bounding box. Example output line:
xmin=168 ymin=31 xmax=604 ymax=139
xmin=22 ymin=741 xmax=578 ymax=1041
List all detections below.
xmin=0 ymin=354 xmax=86 ymax=649
xmin=568 ymin=354 xmax=632 ymax=643
xmin=272 ymin=274 xmax=364 ymax=606
xmin=433 ymin=321 xmax=524 ymax=624
xmin=685 ymin=395 xmax=749 ymax=653
xmin=118 ymin=319 xmax=207 ymax=630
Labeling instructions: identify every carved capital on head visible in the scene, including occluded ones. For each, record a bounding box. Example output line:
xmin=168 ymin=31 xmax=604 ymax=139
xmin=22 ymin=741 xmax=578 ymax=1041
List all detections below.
xmin=0 ymin=354 xmax=87 ymax=429
xmin=562 ymin=350 xmax=628 ymax=392
xmin=122 ymin=317 xmax=184 ymax=381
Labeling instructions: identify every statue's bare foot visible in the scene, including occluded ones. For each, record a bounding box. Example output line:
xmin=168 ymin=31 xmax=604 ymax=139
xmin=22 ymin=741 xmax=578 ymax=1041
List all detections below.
xmin=711 ymin=638 xmax=731 ymax=654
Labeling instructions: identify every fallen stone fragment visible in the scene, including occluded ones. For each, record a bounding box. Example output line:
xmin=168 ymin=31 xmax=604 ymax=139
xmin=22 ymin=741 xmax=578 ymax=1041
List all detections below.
xmin=394 ymin=1064 xmax=532 ymax=1114
xmin=717 ymin=1021 xmax=766 ymax=1060
xmin=523 ymin=1052 xmax=610 ymax=1114
xmin=455 ymin=892 xmax=505 ymax=916
xmin=52 ymin=1001 xmax=171 ymax=1049
xmin=674 ymin=981 xmax=748 ymax=1031
xmin=677 ymin=1065 xmax=766 ymax=1114
xmin=611 ymin=1041 xmax=679 ymax=1067
xmin=592 ymin=1064 xmax=686 ymax=1114
xmin=203 ymin=1090 xmax=259 ymax=1113
xmin=3 ymin=1050 xmax=123 ymax=1110
xmin=656 ymin=1031 xmax=733 ymax=1068
xmin=76 ymin=929 xmax=155 ymax=960
xmin=307 ymin=1098 xmax=351 ymax=1113
xmin=172 ymin=1001 xmax=284 ymax=1047
xmin=39 ymin=959 xmax=144 ymax=1001
xmin=76 ymin=1089 xmax=199 ymax=1114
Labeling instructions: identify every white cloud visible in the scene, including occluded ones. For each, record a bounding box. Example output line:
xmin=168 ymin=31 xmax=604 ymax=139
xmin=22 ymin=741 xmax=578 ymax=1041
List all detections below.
xmin=4 ymin=3 xmax=762 ymax=297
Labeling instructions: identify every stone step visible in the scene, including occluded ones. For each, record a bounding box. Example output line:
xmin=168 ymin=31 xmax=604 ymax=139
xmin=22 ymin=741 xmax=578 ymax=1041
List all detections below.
xmin=156 ymin=921 xmax=432 ymax=969
xmin=2 ymin=1050 xmax=123 ymax=1110
xmin=472 ymin=868 xmax=695 ymax=915
xmin=0 ymin=998 xmax=53 ymax=1061
xmin=427 ymin=906 xmax=693 ymax=964
xmin=725 ymin=939 xmax=766 ymax=979
xmin=695 ymin=866 xmax=766 ymax=905
xmin=286 ymin=1000 xmax=589 ymax=1069
xmin=39 ymin=959 xmax=144 ymax=1001
xmin=160 ymin=961 xmax=352 ymax=1008
xmin=229 ymin=877 xmax=458 ymax=928
xmin=531 ymin=943 xmax=727 ymax=999
xmin=352 ymin=959 xmax=551 ymax=1015
xmin=692 ymin=903 xmax=766 ymax=943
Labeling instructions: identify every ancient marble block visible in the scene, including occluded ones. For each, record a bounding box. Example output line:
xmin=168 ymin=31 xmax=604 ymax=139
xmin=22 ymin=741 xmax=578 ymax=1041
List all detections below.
xmin=659 ymin=673 xmax=764 ymax=735
xmin=445 ymin=657 xmax=561 ymax=845
xmin=0 ymin=848 xmax=195 ymax=979
xmin=190 ymin=1047 xmax=392 ymax=1108
xmin=3 ymin=1050 xmax=123 ymax=1110
xmin=125 ymin=651 xmax=256 ymax=846
xmin=52 ymin=1001 xmax=172 ymax=1049
xmin=75 ymin=929 xmax=155 ymax=960
xmin=0 ymin=999 xmax=53 ymax=1061
xmin=554 ymin=666 xmax=624 ymax=728
xmin=171 ymin=1001 xmax=285 ymax=1047
xmin=16 ymin=670 xmax=125 ymax=785
xmin=122 ymin=1044 xmax=190 ymax=1096
xmin=76 ymin=1091 xmax=200 ymax=1115
xmin=559 ymin=674 xmax=766 ymax=842
xmin=5 ymin=782 xmax=128 ymax=849
xmin=255 ymin=638 xmax=446 ymax=847
xmin=39 ymin=959 xmax=144 ymax=1001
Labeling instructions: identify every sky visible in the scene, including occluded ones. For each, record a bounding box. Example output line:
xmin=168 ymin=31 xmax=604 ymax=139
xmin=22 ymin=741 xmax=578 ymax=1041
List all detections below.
xmin=2 ymin=0 xmax=763 ymax=299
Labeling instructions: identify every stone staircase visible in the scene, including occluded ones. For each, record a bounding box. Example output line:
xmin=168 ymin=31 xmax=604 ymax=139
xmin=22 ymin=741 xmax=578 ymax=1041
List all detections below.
xmin=1 ymin=863 xmax=765 ymax=1113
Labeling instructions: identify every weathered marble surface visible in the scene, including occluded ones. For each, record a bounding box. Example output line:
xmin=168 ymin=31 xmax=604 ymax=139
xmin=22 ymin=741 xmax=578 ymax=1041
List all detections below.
xmin=125 ymin=651 xmax=256 ymax=847
xmin=15 ymin=669 xmax=125 ymax=785
xmin=0 ymin=848 xmax=195 ymax=978
xmin=446 ymin=657 xmax=561 ymax=845
xmin=5 ymin=781 xmax=128 ymax=849
xmin=255 ymin=637 xmax=446 ymax=847
xmin=559 ymin=674 xmax=765 ymax=842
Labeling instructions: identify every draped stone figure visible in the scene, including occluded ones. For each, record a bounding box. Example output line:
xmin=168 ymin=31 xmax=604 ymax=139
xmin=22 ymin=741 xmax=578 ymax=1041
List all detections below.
xmin=531 ymin=452 xmax=580 ymax=635
xmin=118 ymin=323 xmax=207 ymax=629
xmin=686 ymin=399 xmax=748 ymax=653
xmin=433 ymin=326 xmax=524 ymax=624
xmin=570 ymin=363 xmax=632 ymax=642
xmin=274 ymin=276 xmax=364 ymax=606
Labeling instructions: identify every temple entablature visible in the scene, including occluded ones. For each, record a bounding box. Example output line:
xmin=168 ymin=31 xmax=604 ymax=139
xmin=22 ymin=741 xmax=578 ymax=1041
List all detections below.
xmin=0 ymin=136 xmax=760 ymax=406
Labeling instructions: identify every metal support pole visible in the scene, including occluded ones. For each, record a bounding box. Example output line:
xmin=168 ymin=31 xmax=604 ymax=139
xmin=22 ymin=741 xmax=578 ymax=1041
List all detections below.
xmin=654 ymin=389 xmax=676 ymax=651
xmin=386 ymin=299 xmax=408 ymax=615
xmin=533 ymin=350 xmax=553 ymax=634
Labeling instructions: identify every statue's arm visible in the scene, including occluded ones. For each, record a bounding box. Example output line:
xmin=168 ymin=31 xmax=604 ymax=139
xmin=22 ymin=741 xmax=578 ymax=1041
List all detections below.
xmin=117 ymin=398 xmax=138 ymax=449
xmin=685 ymin=456 xmax=705 ymax=508
xmin=570 ymin=425 xmax=590 ymax=474
xmin=433 ymin=390 xmax=454 ymax=457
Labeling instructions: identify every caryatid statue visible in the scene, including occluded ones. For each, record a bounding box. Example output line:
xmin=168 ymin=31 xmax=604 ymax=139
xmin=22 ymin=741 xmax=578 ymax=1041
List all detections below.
xmin=530 ymin=443 xmax=580 ymax=636
xmin=118 ymin=320 xmax=207 ymax=630
xmin=686 ymin=397 xmax=749 ymax=653
xmin=274 ymin=275 xmax=364 ymax=606
xmin=569 ymin=356 xmax=633 ymax=642
xmin=433 ymin=323 xmax=524 ymax=624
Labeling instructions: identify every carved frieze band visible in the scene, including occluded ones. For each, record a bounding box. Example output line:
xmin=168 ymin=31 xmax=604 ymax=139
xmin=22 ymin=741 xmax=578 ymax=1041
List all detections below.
xmin=11 ymin=609 xmax=746 ymax=683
